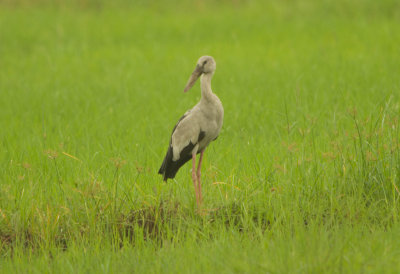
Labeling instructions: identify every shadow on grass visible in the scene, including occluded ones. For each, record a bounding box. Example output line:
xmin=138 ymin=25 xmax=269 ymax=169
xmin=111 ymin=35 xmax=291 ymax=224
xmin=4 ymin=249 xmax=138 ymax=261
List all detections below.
xmin=118 ymin=200 xmax=272 ymax=242
xmin=0 ymin=200 xmax=273 ymax=253
xmin=1 ymin=197 xmax=392 ymax=253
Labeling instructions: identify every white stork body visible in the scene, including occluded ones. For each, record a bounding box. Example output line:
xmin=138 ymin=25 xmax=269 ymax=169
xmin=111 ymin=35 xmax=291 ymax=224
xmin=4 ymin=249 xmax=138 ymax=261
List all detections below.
xmin=158 ymin=56 xmax=223 ymax=207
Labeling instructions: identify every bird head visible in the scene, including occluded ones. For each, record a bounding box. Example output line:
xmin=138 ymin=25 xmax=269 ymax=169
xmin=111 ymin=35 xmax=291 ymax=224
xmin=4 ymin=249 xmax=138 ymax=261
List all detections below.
xmin=184 ymin=56 xmax=216 ymax=92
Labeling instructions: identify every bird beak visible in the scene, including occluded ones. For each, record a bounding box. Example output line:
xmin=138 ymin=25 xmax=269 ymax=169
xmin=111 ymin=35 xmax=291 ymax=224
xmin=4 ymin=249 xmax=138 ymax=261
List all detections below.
xmin=184 ymin=64 xmax=202 ymax=92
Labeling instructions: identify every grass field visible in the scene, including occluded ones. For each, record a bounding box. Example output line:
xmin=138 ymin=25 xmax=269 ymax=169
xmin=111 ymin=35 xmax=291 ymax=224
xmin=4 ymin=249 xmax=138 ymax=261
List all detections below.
xmin=1 ymin=0 xmax=400 ymax=272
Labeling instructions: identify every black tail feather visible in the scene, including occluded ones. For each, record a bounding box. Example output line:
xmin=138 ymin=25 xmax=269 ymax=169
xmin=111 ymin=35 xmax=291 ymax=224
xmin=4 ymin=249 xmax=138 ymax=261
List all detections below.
xmin=158 ymin=142 xmax=196 ymax=181
xmin=158 ymin=146 xmax=173 ymax=181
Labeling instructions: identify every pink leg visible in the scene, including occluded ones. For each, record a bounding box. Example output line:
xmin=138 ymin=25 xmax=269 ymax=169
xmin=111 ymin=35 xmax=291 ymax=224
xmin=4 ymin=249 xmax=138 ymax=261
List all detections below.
xmin=191 ymin=153 xmax=200 ymax=208
xmin=196 ymin=150 xmax=204 ymax=204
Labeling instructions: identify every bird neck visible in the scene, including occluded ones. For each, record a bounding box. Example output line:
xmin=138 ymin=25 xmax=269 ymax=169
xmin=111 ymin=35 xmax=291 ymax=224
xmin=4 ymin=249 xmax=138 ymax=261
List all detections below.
xmin=200 ymin=73 xmax=214 ymax=101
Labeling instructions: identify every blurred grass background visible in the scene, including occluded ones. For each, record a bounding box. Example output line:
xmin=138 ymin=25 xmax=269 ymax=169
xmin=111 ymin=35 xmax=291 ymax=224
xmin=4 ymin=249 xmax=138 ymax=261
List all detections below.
xmin=1 ymin=0 xmax=400 ymax=272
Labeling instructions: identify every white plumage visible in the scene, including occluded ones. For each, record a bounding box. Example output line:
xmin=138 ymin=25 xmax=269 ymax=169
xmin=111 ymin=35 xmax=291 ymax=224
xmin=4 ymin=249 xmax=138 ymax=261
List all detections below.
xmin=158 ymin=56 xmax=224 ymax=207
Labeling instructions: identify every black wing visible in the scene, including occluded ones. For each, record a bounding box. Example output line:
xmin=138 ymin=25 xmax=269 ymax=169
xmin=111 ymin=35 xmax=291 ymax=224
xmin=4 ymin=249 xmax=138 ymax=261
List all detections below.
xmin=158 ymin=113 xmax=205 ymax=181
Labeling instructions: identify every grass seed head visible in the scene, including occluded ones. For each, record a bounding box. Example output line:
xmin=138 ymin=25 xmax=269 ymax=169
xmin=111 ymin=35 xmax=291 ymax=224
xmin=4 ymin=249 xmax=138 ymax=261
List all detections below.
xmin=111 ymin=157 xmax=127 ymax=169
xmin=44 ymin=149 xmax=59 ymax=159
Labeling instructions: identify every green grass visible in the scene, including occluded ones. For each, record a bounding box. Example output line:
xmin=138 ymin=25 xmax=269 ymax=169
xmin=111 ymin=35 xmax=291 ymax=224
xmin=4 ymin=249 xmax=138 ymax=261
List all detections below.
xmin=1 ymin=0 xmax=400 ymax=272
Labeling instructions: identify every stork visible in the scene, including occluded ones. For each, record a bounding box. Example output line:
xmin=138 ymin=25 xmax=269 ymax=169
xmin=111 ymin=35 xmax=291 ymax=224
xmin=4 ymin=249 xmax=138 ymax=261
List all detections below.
xmin=158 ymin=56 xmax=224 ymax=208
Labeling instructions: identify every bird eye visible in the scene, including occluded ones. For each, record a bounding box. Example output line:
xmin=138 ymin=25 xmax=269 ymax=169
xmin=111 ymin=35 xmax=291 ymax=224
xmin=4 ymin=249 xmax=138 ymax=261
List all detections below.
xmin=203 ymin=60 xmax=207 ymax=66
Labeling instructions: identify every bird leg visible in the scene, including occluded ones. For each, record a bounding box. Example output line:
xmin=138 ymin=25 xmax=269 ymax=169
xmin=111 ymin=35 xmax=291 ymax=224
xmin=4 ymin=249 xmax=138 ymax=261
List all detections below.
xmin=196 ymin=150 xmax=204 ymax=204
xmin=192 ymin=152 xmax=200 ymax=208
